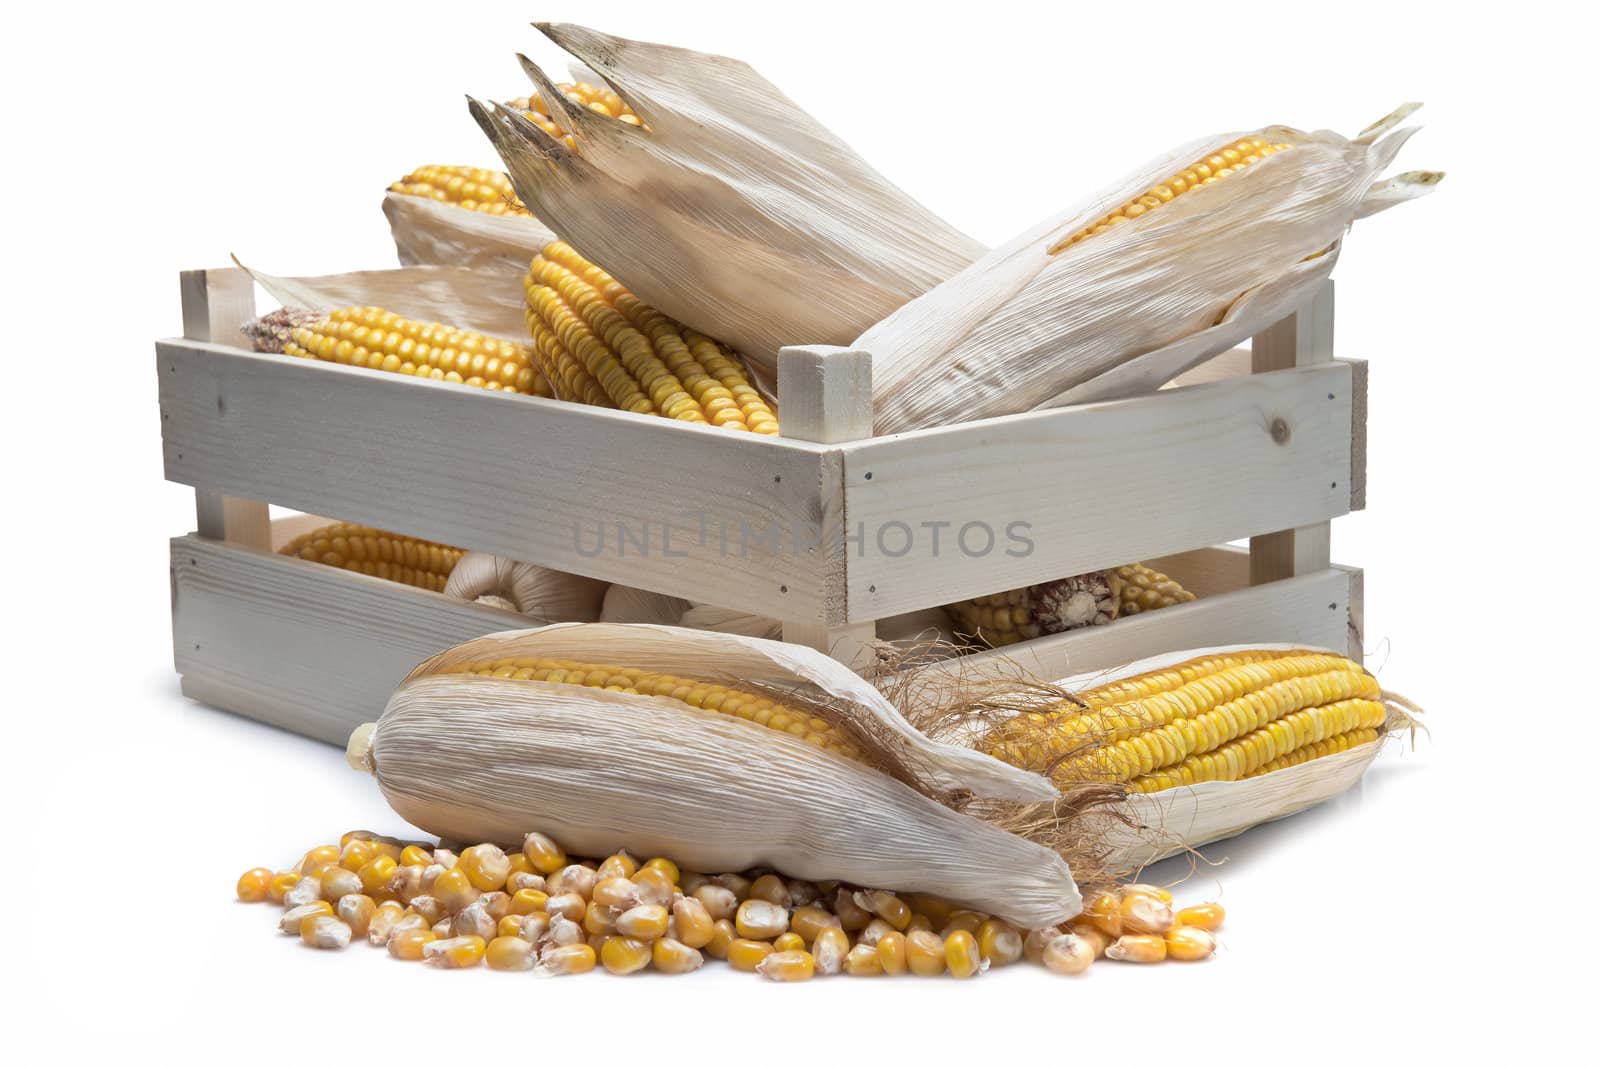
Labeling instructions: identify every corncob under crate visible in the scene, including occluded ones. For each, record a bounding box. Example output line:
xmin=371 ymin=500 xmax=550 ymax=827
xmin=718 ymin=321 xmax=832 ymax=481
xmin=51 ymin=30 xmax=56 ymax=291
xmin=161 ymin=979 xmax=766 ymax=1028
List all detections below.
xmin=161 ymin=268 xmax=1366 ymax=746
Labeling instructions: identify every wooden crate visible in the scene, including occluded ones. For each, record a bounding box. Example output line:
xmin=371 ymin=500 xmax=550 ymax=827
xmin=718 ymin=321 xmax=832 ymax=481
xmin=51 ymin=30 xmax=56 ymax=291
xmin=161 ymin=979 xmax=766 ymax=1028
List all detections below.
xmin=162 ymin=268 xmax=1366 ymax=744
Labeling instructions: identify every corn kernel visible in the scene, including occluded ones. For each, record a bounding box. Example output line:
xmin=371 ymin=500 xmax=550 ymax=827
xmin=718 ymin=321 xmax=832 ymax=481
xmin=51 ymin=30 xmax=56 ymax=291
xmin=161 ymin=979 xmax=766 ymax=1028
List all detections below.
xmin=522 ymin=832 xmax=567 ymax=875
xmin=631 ymin=866 xmax=675 ymax=908
xmin=487 ymin=935 xmax=536 ymax=971
xmin=844 ymin=943 xmax=883 ymax=976
xmin=945 ymin=929 xmax=982 ymax=978
xmin=284 ymin=876 xmax=322 ymax=908
xmin=339 ymin=829 xmax=379 ymax=848
xmin=515 ymin=911 xmax=551 ymax=943
xmin=1122 ymin=882 xmax=1174 ymax=904
xmin=906 ymin=931 xmax=947 ymax=976
xmin=319 ymin=866 xmax=362 ymax=902
xmin=1106 ymin=934 xmax=1168 ymax=963
xmin=387 ymin=864 xmax=426 ymax=904
xmin=301 ymin=914 xmax=352 ymax=949
xmin=596 ymin=852 xmax=638 ymax=880
xmin=340 ymin=840 xmax=377 ymax=873
xmin=977 ymin=920 xmax=1022 ymax=967
xmin=693 ymin=885 xmax=738 ymax=922
xmin=267 ymin=871 xmax=302 ymax=904
xmin=791 ymin=905 xmax=840 ymax=943
xmin=298 ymin=845 xmax=340 ymax=875
xmin=236 ymin=867 xmax=273 ymax=902
xmin=672 ymin=897 xmax=714 ymax=948
xmin=453 ymin=900 xmax=498 ymax=941
xmin=459 ymin=843 xmax=512 ymax=891
xmin=854 ymin=890 xmax=911 ymax=930
xmin=507 ymin=872 xmax=546 ymax=895
xmin=357 ymin=855 xmax=398 ymax=895
xmin=834 ymin=888 xmax=873 ymax=931
xmin=279 ymin=901 xmax=333 ymax=934
xmin=1175 ymin=902 xmax=1225 ymax=931
xmin=758 ymin=949 xmax=815 ymax=981
xmin=876 ymin=931 xmax=908 ymax=975
xmin=641 ymin=857 xmax=680 ymax=884
xmin=506 ymin=853 xmax=534 ymax=877
xmin=705 ymin=919 xmax=738 ymax=959
xmin=727 ymin=938 xmax=775 ymax=971
xmin=546 ymin=914 xmax=583 ymax=947
xmin=600 ymin=936 xmax=652 ymax=974
xmin=652 ymin=937 xmax=704 ymax=974
xmin=858 ymin=918 xmax=894 ymax=946
xmin=476 ymin=891 xmax=511 ymax=921
xmin=774 ymin=932 xmax=805 ymax=952
xmin=750 ymin=873 xmax=792 ymax=908
xmin=432 ymin=918 xmax=454 ymax=939
xmin=583 ymin=902 xmax=620 ymax=937
xmin=788 ymin=880 xmax=822 ymax=908
xmin=433 ymin=868 xmax=478 ymax=913
xmin=509 ymin=888 xmax=550 ymax=916
xmin=335 ymin=894 xmax=376 ymax=938
xmin=388 ymin=929 xmax=439 ymax=960
xmin=906 ymin=914 xmax=932 ymax=933
xmin=400 ymin=845 xmax=434 ymax=867
xmin=1069 ymin=922 xmax=1111 ymax=959
xmin=408 ymin=895 xmax=446 ymax=925
xmin=547 ymin=864 xmax=596 ymax=899
xmin=679 ymin=871 xmax=709 ymax=895
xmin=941 ymin=910 xmax=985 ymax=936
xmin=1166 ymin=926 xmax=1217 ymax=961
xmin=535 ymin=942 xmax=596 ymax=975
xmin=616 ymin=904 xmax=669 ymax=940
xmin=712 ymin=872 xmax=752 ymax=899
xmin=813 ymin=927 xmax=849 ymax=975
xmin=904 ymin=893 xmax=955 ymax=928
xmin=1085 ymin=891 xmax=1123 ymax=937
xmin=735 ymin=899 xmax=789 ymax=940
xmin=1119 ymin=890 xmax=1175 ymax=935
xmin=432 ymin=848 xmax=459 ymax=869
xmin=497 ymin=914 xmax=525 ymax=939
xmin=593 ymin=876 xmax=641 ymax=909
xmin=1022 ymin=926 xmax=1061 ymax=964
xmin=367 ymin=901 xmax=406 ymax=946
xmin=425 ymin=935 xmax=486 ymax=968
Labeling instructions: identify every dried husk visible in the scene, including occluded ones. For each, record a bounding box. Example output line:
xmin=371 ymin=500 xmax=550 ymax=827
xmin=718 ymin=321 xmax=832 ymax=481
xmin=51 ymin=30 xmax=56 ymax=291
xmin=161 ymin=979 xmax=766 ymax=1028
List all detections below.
xmin=383 ymin=190 xmax=556 ymax=276
xmin=233 ymin=258 xmax=530 ymax=345
xmin=352 ymin=623 xmax=1080 ymax=925
xmin=469 ymin=23 xmax=985 ymax=378
xmin=596 ymin=584 xmax=692 ymax=625
xmin=863 ymin=105 xmax=1442 ymax=433
xmin=441 ymin=552 xmax=607 ymax=624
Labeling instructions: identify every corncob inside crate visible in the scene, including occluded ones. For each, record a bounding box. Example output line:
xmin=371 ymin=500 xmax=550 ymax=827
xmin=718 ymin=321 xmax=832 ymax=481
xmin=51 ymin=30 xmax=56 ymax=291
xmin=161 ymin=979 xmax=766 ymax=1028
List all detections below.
xmin=946 ymin=563 xmax=1196 ymax=648
xmin=278 ymin=523 xmax=463 ymax=594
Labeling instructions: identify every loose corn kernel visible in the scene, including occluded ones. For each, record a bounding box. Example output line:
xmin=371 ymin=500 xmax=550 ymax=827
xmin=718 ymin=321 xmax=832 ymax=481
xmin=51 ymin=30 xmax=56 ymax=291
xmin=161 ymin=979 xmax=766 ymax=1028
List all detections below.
xmin=616 ymin=904 xmax=670 ymax=940
xmin=548 ymin=864 xmax=596 ymax=899
xmin=834 ymin=888 xmax=873 ymax=931
xmin=510 ymin=888 xmax=550 ymax=915
xmin=906 ymin=931 xmax=948 ymax=976
xmin=280 ymin=901 xmax=333 ymax=934
xmin=789 ymin=881 xmax=823 ymax=908
xmin=1166 ymin=926 xmax=1218 ymax=961
xmin=319 ymin=866 xmax=362 ymax=902
xmin=453 ymin=901 xmax=499 ymax=941
xmin=536 ymin=942 xmax=596 ymax=976
xmin=358 ymin=855 xmax=398 ymax=895
xmin=340 ymin=840 xmax=377 ymax=873
xmin=727 ymin=939 xmax=775 ymax=972
xmin=408 ymin=896 xmax=446 ymax=925
xmin=515 ymin=911 xmax=552 ymax=943
xmin=478 ymin=891 xmax=511 ymax=920
xmin=945 ymin=929 xmax=983 ymax=978
xmin=736 ymin=899 xmax=789 ymax=940
xmin=336 ymin=894 xmax=376 ymax=938
xmin=547 ymin=892 xmax=587 ymax=922
xmin=641 ymin=857 xmax=680 ymax=884
xmin=1042 ymin=932 xmax=1095 ymax=976
xmin=267 ymin=871 xmax=302 ymax=903
xmin=774 ymin=932 xmax=806 ymax=953
xmin=1122 ymin=882 xmax=1174 ymax=904
xmin=388 ymin=928 xmax=439 ymax=960
xmin=432 ymin=848 xmax=460 ymax=869
xmin=506 ymin=853 xmax=534 ymax=877
xmin=942 ymin=910 xmax=985 ymax=936
xmin=792 ymin=905 xmax=841 ymax=943
xmin=694 ymin=885 xmax=739 ymax=922
xmin=631 ymin=867 xmax=675 ymax=907
xmin=497 ymin=915 xmax=525 ymax=939
xmin=876 ymin=931 xmax=908 ymax=975
xmin=432 ymin=918 xmax=454 ymax=939
xmin=596 ymin=852 xmax=639 ymax=880
xmin=507 ymin=872 xmax=546 ymax=894
xmin=652 ymin=937 xmax=704 ymax=974
xmin=705 ymin=920 xmax=738 ymax=959
xmin=672 ymin=897 xmax=714 ymax=948
xmin=758 ymin=949 xmax=816 ymax=982
xmin=583 ymin=902 xmax=620 ymax=937
xmin=813 ymin=927 xmax=850 ymax=975
xmin=546 ymin=914 xmax=583 ymax=947
xmin=750 ymin=874 xmax=792 ymax=908
xmin=1069 ymin=922 xmax=1111 ymax=959
xmin=712 ymin=873 xmax=753 ymax=899
xmin=284 ymin=876 xmax=323 ymax=908
xmin=301 ymin=915 xmax=352 ymax=949
xmin=459 ymin=844 xmax=512 ymax=891
xmin=367 ymin=901 xmax=406 ymax=946
xmin=1175 ymin=902 xmax=1226 ymax=931
xmin=387 ymin=865 xmax=426 ymax=904
xmin=906 ymin=914 xmax=932 ymax=933
xmin=679 ymin=872 xmax=709 ymax=895
xmin=844 ymin=943 xmax=883 ymax=976
xmin=433 ymin=868 xmax=478 ymax=912
xmin=1023 ymin=926 xmax=1062 ymax=964
xmin=236 ymin=868 xmax=273 ymax=902
xmin=1119 ymin=890 xmax=1175 ymax=935
xmin=977 ymin=920 xmax=1023 ymax=967
xmin=1085 ymin=891 xmax=1123 ymax=937
xmin=854 ymin=890 xmax=911 ymax=930
xmin=858 ymin=918 xmax=894 ymax=946
xmin=523 ymin=832 xmax=567 ymax=875
xmin=400 ymin=845 xmax=434 ymax=868
xmin=425 ymin=935 xmax=486 ymax=968
xmin=339 ymin=829 xmax=379 ymax=848
xmin=298 ymin=845 xmax=340 ymax=875
xmin=1106 ymin=934 xmax=1168 ymax=963
xmin=600 ymin=936 xmax=652 ymax=975
xmin=905 ymin=893 xmax=956 ymax=929
xmin=486 ymin=935 xmax=536 ymax=971
xmin=592 ymin=876 xmax=641 ymax=909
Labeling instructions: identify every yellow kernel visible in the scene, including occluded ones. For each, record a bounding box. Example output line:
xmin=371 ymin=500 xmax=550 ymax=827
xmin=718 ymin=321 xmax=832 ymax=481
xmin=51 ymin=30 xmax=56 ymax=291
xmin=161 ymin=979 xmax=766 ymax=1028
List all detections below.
xmin=486 ymin=935 xmax=536 ymax=970
xmin=596 ymin=852 xmax=638 ymax=880
xmin=631 ymin=866 xmax=675 ymax=908
xmin=236 ymin=868 xmax=272 ymax=902
xmin=1166 ymin=926 xmax=1217 ymax=961
xmin=536 ymin=942 xmax=596 ymax=975
xmin=844 ymin=943 xmax=883 ymax=976
xmin=641 ymin=857 xmax=680 ymax=884
xmin=877 ymin=931 xmax=908 ymax=975
xmin=459 ymin=843 xmax=512 ymax=891
xmin=600 ymin=936 xmax=652 ymax=975
xmin=758 ymin=949 xmax=816 ymax=981
xmin=266 ymin=871 xmax=302 ymax=904
xmin=906 ymin=931 xmax=947 ymax=976
xmin=773 ymin=932 xmax=806 ymax=952
xmin=298 ymin=845 xmax=339 ymax=875
xmin=945 ymin=929 xmax=982 ymax=978
xmin=510 ymin=888 xmax=549 ymax=915
xmin=400 ymin=845 xmax=433 ymax=867
xmin=335 ymin=894 xmax=376 ymax=938
xmin=1106 ymin=934 xmax=1168 ymax=963
xmin=425 ymin=935 xmax=486 ymax=968
xmin=319 ymin=866 xmax=362 ymax=902
xmin=388 ymin=928 xmax=439 ymax=961
xmin=735 ymin=899 xmax=789 ymax=940
xmin=977 ymin=920 xmax=1022 ymax=967
xmin=705 ymin=919 xmax=738 ymax=959
xmin=357 ymin=855 xmax=397 ymax=895
xmin=433 ymin=868 xmax=478 ymax=912
xmin=616 ymin=904 xmax=670 ymax=940
xmin=727 ymin=938 xmax=775 ymax=972
xmin=1119 ymin=891 xmax=1175 ymax=935
xmin=672 ymin=897 xmax=715 ymax=948
xmin=749 ymin=874 xmax=792 ymax=907
xmin=792 ymin=905 xmax=841 ymax=943
xmin=279 ymin=901 xmax=332 ymax=934
xmin=522 ymin=831 xmax=567 ymax=874
xmin=855 ymin=890 xmax=911 ymax=930
xmin=1175 ymin=902 xmax=1225 ymax=931
xmin=652 ymin=937 xmax=705 ymax=974
xmin=300 ymin=914 xmax=352 ymax=949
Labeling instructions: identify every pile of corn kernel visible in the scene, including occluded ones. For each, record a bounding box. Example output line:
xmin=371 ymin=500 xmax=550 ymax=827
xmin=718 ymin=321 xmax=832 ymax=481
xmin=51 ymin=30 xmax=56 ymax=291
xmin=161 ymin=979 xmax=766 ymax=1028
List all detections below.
xmin=237 ymin=828 xmax=1222 ymax=979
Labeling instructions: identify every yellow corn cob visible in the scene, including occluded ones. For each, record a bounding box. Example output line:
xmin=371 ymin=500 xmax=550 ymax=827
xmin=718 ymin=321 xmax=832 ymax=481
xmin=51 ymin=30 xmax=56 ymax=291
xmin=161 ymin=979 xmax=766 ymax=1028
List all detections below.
xmin=1049 ymin=136 xmax=1296 ymax=254
xmin=279 ymin=523 xmax=464 ymax=593
xmin=431 ymin=656 xmax=860 ymax=760
xmin=388 ymin=165 xmax=530 ymax=216
xmin=984 ymin=650 xmax=1382 ymax=789
xmin=1113 ymin=563 xmax=1196 ymax=616
xmin=1241 ymin=726 xmax=1382 ymax=780
xmin=256 ymin=306 xmax=553 ymax=398
xmin=509 ymin=80 xmax=644 ymax=147
xmin=946 ymin=571 xmax=1120 ymax=648
xmin=522 ymin=242 xmax=778 ymax=434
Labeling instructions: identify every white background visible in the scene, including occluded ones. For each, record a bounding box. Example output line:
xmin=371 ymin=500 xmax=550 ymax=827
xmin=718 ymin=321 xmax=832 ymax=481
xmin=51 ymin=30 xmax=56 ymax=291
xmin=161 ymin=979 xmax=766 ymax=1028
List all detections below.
xmin=2 ymin=0 xmax=1591 ymax=1061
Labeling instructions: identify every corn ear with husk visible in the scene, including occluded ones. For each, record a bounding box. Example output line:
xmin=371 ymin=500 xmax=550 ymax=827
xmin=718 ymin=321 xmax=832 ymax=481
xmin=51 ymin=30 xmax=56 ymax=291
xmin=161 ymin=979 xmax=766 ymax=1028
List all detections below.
xmin=863 ymin=105 xmax=1442 ymax=434
xmin=441 ymin=551 xmax=607 ymax=621
xmin=347 ymin=623 xmax=1082 ymax=926
xmin=469 ymin=23 xmax=985 ymax=380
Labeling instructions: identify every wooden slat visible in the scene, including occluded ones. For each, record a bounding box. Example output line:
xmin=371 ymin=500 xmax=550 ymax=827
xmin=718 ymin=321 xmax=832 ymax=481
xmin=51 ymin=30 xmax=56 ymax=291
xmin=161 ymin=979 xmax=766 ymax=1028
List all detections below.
xmin=930 ymin=567 xmax=1356 ymax=683
xmin=1347 ymin=358 xmax=1368 ymax=511
xmin=171 ymin=533 xmax=528 ymax=745
xmin=180 ymin=268 xmax=271 ymax=549
xmin=157 ymin=339 xmax=835 ymax=623
xmin=1336 ymin=563 xmax=1366 ymax=663
xmin=840 ymin=362 xmax=1353 ymax=621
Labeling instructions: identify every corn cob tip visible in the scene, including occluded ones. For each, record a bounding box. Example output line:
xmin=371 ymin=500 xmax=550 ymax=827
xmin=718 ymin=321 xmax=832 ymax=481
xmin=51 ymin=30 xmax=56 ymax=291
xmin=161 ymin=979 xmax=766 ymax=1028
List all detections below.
xmin=347 ymin=723 xmax=377 ymax=773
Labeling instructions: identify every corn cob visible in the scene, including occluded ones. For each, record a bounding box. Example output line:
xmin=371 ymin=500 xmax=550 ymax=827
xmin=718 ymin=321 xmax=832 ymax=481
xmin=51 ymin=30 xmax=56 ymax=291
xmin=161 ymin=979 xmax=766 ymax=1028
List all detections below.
xmin=1113 ymin=563 xmax=1196 ymax=616
xmin=984 ymin=649 xmax=1385 ymax=791
xmin=279 ymin=523 xmax=465 ymax=593
xmin=523 ymin=241 xmax=778 ymax=433
xmin=1242 ymin=726 xmax=1382 ymax=779
xmin=509 ymin=80 xmax=643 ymax=144
xmin=240 ymin=827 xmax=1220 ymax=977
xmin=433 ymin=655 xmax=862 ymax=760
xmin=248 ymin=305 xmax=553 ymax=397
xmin=946 ymin=571 xmax=1120 ymax=648
xmin=1048 ymin=136 xmax=1295 ymax=254
xmin=388 ymin=166 xmax=530 ymax=216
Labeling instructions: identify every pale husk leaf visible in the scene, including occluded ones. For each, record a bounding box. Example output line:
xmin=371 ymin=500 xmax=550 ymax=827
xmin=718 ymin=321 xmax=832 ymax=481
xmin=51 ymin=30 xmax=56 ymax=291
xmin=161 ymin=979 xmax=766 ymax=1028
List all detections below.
xmin=863 ymin=109 xmax=1439 ymax=433
xmin=441 ymin=552 xmax=607 ymax=624
xmin=401 ymin=622 xmax=1056 ymax=804
xmin=367 ymin=672 xmax=1079 ymax=925
xmin=382 ymin=190 xmax=556 ymax=276
xmin=596 ymin=583 xmax=692 ymax=625
xmin=233 ymin=258 xmax=530 ymax=344
xmin=469 ymin=24 xmax=985 ymax=376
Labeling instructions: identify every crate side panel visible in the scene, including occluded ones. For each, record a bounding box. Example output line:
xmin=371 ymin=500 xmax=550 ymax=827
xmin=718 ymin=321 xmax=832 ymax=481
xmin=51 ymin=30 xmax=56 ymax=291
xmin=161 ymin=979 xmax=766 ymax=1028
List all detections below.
xmin=158 ymin=341 xmax=834 ymax=622
xmin=171 ymin=535 xmax=530 ymax=745
xmin=934 ymin=567 xmax=1354 ymax=683
xmin=842 ymin=363 xmax=1353 ymax=620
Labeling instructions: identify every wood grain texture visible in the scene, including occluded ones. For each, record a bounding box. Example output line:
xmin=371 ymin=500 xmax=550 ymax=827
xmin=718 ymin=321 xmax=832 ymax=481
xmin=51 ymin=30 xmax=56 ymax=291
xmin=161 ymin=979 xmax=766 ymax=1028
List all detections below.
xmin=1347 ymin=358 xmax=1368 ymax=511
xmin=171 ymin=533 xmax=527 ymax=745
xmin=926 ymin=567 xmax=1355 ymax=684
xmin=158 ymin=339 xmax=836 ymax=622
xmin=839 ymin=362 xmax=1353 ymax=621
